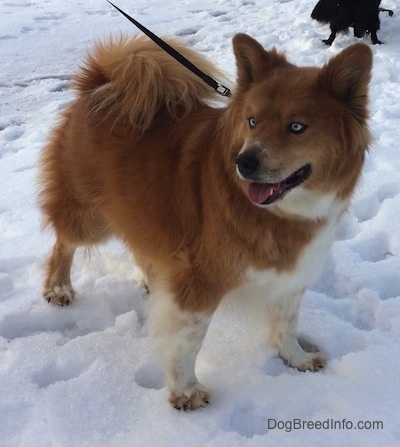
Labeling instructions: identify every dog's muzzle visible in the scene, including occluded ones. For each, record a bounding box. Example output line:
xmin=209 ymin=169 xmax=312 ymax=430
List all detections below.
xmin=235 ymin=151 xmax=260 ymax=179
xmin=236 ymin=151 xmax=312 ymax=205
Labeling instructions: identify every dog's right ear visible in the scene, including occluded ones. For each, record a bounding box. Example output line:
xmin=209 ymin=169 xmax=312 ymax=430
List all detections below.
xmin=232 ymin=34 xmax=290 ymax=93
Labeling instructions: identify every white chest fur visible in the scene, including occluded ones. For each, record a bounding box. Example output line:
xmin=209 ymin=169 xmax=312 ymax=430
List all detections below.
xmin=234 ymin=196 xmax=347 ymax=305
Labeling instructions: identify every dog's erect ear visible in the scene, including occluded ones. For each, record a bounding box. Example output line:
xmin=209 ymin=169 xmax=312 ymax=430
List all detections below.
xmin=232 ymin=34 xmax=290 ymax=93
xmin=318 ymin=43 xmax=372 ymax=119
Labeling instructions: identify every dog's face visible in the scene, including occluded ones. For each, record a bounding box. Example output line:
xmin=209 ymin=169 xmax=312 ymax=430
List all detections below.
xmin=229 ymin=34 xmax=372 ymax=218
xmin=235 ymin=71 xmax=322 ymax=207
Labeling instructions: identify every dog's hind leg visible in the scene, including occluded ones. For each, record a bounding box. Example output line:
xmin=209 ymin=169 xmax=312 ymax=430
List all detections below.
xmin=40 ymin=175 xmax=112 ymax=306
xmin=40 ymin=126 xmax=112 ymax=305
xmin=322 ymin=30 xmax=337 ymax=45
xmin=370 ymin=29 xmax=383 ymax=44
xmin=379 ymin=7 xmax=393 ymax=17
xmin=42 ymin=205 xmax=111 ymax=306
xmin=43 ymin=240 xmax=76 ymax=306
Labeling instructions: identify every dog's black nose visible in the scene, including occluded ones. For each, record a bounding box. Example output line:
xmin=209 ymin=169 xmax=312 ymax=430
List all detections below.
xmin=236 ymin=151 xmax=260 ymax=178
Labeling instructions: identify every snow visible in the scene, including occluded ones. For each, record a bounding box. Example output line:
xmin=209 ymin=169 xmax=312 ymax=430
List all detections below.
xmin=0 ymin=0 xmax=399 ymax=445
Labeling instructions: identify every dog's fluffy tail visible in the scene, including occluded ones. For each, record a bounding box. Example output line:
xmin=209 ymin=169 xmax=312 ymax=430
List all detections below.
xmin=73 ymin=35 xmax=229 ymax=131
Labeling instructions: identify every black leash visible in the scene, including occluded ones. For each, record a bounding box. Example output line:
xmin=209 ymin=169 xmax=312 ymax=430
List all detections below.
xmin=107 ymin=1 xmax=231 ymax=97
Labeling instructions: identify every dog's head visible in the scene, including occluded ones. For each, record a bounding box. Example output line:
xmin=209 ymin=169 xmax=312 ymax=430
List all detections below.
xmin=227 ymin=34 xmax=372 ymax=218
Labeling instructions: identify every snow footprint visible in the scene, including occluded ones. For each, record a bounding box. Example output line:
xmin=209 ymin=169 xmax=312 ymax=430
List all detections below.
xmin=32 ymin=357 xmax=93 ymax=389
xmin=0 ymin=124 xmax=24 ymax=143
xmin=222 ymin=397 xmax=268 ymax=438
xmin=209 ymin=10 xmax=233 ymax=23
xmin=84 ymin=10 xmax=109 ymax=16
xmin=177 ymin=27 xmax=199 ymax=37
xmin=49 ymin=80 xmax=70 ymax=92
xmin=350 ymin=231 xmax=391 ymax=263
xmin=0 ymin=35 xmax=18 ymax=41
xmin=34 ymin=13 xmax=69 ymax=23
xmin=209 ymin=10 xmax=226 ymax=18
xmin=134 ymin=359 xmax=164 ymax=390
xmin=0 ymin=272 xmax=13 ymax=298
xmin=0 ymin=309 xmax=63 ymax=341
xmin=4 ymin=1 xmax=34 ymax=6
xmin=353 ymin=181 xmax=399 ymax=223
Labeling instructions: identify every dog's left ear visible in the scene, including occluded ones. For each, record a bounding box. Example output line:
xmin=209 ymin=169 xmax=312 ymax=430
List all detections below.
xmin=318 ymin=43 xmax=372 ymax=119
xmin=232 ymin=34 xmax=291 ymax=93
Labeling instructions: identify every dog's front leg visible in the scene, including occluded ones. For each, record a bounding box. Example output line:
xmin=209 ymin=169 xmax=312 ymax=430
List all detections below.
xmin=151 ymin=292 xmax=213 ymax=410
xmin=267 ymin=291 xmax=326 ymax=371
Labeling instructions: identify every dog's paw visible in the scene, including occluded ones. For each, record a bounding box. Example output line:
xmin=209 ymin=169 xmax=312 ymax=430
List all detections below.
xmin=280 ymin=342 xmax=326 ymax=372
xmin=293 ymin=351 xmax=326 ymax=372
xmin=44 ymin=284 xmax=75 ymax=306
xmin=169 ymin=385 xmax=210 ymax=411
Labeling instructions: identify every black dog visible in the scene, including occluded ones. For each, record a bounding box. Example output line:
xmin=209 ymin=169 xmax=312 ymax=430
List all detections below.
xmin=311 ymin=0 xmax=393 ymax=45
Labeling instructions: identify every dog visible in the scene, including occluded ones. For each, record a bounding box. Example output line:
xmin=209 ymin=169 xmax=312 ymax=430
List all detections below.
xmin=311 ymin=0 xmax=393 ymax=45
xmin=39 ymin=34 xmax=372 ymax=410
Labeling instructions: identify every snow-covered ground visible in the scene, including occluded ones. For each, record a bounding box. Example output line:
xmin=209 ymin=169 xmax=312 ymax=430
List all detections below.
xmin=1 ymin=0 xmax=399 ymax=445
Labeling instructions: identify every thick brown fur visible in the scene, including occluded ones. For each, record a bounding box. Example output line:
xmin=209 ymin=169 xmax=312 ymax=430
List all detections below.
xmin=39 ymin=33 xmax=372 ymax=409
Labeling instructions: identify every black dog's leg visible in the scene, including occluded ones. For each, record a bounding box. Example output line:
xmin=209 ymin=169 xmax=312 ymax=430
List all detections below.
xmin=379 ymin=7 xmax=393 ymax=17
xmin=322 ymin=30 xmax=337 ymax=45
xmin=370 ymin=29 xmax=382 ymax=44
xmin=353 ymin=26 xmax=365 ymax=38
xmin=372 ymin=6 xmax=393 ymax=44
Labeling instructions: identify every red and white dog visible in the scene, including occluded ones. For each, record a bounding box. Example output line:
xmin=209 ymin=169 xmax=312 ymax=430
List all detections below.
xmin=39 ymin=34 xmax=372 ymax=410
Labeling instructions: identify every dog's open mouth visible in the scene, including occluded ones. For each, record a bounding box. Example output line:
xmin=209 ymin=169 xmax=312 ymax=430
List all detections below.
xmin=248 ymin=164 xmax=312 ymax=205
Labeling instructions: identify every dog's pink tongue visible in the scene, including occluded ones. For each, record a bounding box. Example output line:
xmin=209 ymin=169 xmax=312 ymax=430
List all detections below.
xmin=248 ymin=182 xmax=275 ymax=204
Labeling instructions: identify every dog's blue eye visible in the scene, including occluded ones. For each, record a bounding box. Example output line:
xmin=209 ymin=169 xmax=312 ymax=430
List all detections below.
xmin=248 ymin=117 xmax=256 ymax=129
xmin=290 ymin=122 xmax=307 ymax=134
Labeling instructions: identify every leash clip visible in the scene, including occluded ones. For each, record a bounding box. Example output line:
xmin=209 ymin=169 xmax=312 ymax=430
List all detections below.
xmin=216 ymin=83 xmax=231 ymax=97
xmin=107 ymin=1 xmax=232 ymax=98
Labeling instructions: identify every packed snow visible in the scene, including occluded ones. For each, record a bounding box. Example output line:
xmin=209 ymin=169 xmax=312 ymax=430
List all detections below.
xmin=0 ymin=0 xmax=399 ymax=445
